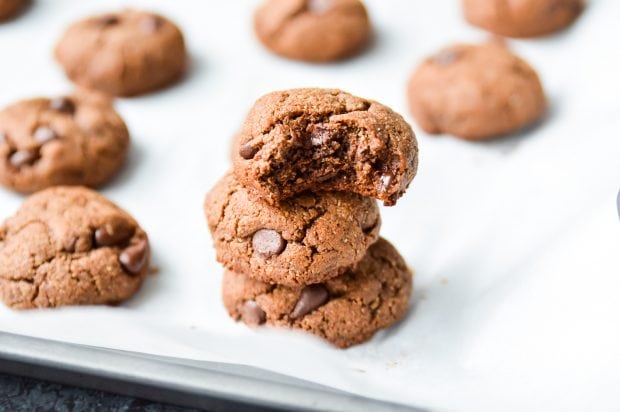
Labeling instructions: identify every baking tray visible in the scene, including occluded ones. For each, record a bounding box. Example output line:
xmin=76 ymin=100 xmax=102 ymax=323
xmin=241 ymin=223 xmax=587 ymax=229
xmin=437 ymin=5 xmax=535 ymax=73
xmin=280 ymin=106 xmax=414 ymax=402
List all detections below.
xmin=0 ymin=331 xmax=420 ymax=411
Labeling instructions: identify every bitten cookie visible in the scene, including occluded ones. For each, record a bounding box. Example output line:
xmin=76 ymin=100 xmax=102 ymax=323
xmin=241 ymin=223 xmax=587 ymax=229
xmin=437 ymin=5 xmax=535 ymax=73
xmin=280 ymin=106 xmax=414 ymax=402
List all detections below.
xmin=0 ymin=186 xmax=150 ymax=309
xmin=0 ymin=0 xmax=27 ymax=21
xmin=205 ymin=172 xmax=380 ymax=286
xmin=463 ymin=0 xmax=584 ymax=38
xmin=55 ymin=10 xmax=187 ymax=96
xmin=0 ymin=92 xmax=129 ymax=194
xmin=407 ymin=42 xmax=546 ymax=141
xmin=254 ymin=0 xmax=372 ymax=62
xmin=233 ymin=88 xmax=418 ymax=206
xmin=222 ymin=238 xmax=412 ymax=348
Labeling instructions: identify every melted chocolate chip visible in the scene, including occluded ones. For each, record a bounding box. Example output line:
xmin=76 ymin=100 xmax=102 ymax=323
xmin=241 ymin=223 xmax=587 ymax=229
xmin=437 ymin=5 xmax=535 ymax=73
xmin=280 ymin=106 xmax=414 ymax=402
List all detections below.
xmin=241 ymin=300 xmax=266 ymax=326
xmin=239 ymin=143 xmax=258 ymax=159
xmin=378 ymin=174 xmax=392 ymax=193
xmin=290 ymin=284 xmax=329 ymax=319
xmin=141 ymin=15 xmax=162 ymax=33
xmin=252 ymin=229 xmax=286 ymax=258
xmin=9 ymin=149 xmax=38 ymax=168
xmin=94 ymin=217 xmax=135 ymax=247
xmin=119 ymin=236 xmax=149 ymax=275
xmin=431 ymin=49 xmax=461 ymax=65
xmin=310 ymin=126 xmax=330 ymax=146
xmin=96 ymin=15 xmax=119 ymax=27
xmin=33 ymin=126 xmax=58 ymax=145
xmin=49 ymin=97 xmax=75 ymax=114
xmin=307 ymin=0 xmax=333 ymax=14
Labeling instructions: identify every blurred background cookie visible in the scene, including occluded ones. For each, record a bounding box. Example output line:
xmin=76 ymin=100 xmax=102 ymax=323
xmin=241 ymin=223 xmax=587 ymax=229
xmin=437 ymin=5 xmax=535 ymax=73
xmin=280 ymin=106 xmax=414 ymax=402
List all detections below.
xmin=254 ymin=0 xmax=372 ymax=62
xmin=0 ymin=0 xmax=28 ymax=22
xmin=407 ymin=42 xmax=547 ymax=141
xmin=55 ymin=10 xmax=187 ymax=96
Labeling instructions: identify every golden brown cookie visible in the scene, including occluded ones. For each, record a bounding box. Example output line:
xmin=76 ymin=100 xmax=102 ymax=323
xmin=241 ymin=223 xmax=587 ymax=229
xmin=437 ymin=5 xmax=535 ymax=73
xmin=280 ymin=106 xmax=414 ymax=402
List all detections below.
xmin=407 ymin=42 xmax=547 ymax=141
xmin=0 ymin=186 xmax=150 ymax=309
xmin=222 ymin=238 xmax=413 ymax=348
xmin=463 ymin=0 xmax=584 ymax=38
xmin=0 ymin=92 xmax=129 ymax=194
xmin=254 ymin=0 xmax=372 ymax=62
xmin=55 ymin=10 xmax=187 ymax=96
xmin=233 ymin=88 xmax=418 ymax=206
xmin=205 ymin=172 xmax=380 ymax=286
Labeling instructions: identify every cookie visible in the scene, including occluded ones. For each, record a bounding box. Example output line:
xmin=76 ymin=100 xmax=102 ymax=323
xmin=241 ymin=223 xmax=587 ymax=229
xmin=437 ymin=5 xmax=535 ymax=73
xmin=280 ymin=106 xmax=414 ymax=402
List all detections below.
xmin=233 ymin=88 xmax=418 ymax=206
xmin=407 ymin=42 xmax=547 ymax=141
xmin=205 ymin=172 xmax=380 ymax=286
xmin=0 ymin=92 xmax=129 ymax=194
xmin=0 ymin=0 xmax=27 ymax=21
xmin=222 ymin=238 xmax=412 ymax=348
xmin=254 ymin=0 xmax=372 ymax=62
xmin=55 ymin=10 xmax=187 ymax=96
xmin=0 ymin=186 xmax=150 ymax=309
xmin=463 ymin=0 xmax=584 ymax=38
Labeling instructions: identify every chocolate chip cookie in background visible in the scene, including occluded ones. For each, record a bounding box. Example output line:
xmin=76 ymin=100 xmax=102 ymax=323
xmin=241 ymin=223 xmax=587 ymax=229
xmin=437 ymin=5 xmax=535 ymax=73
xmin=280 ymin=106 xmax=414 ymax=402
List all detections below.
xmin=233 ymin=88 xmax=418 ymax=206
xmin=55 ymin=10 xmax=187 ymax=96
xmin=0 ymin=0 xmax=28 ymax=21
xmin=0 ymin=91 xmax=129 ymax=194
xmin=463 ymin=0 xmax=584 ymax=38
xmin=205 ymin=172 xmax=380 ymax=286
xmin=254 ymin=0 xmax=372 ymax=62
xmin=407 ymin=42 xmax=547 ymax=141
xmin=0 ymin=186 xmax=150 ymax=309
xmin=222 ymin=238 xmax=413 ymax=348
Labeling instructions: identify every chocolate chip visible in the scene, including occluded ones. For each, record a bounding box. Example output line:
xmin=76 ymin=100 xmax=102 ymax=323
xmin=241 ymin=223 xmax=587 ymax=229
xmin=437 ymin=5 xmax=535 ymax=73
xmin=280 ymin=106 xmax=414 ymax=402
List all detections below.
xmin=431 ymin=49 xmax=461 ymax=65
xmin=378 ymin=174 xmax=392 ymax=193
xmin=252 ymin=229 xmax=286 ymax=258
xmin=96 ymin=15 xmax=119 ymax=26
xmin=307 ymin=0 xmax=333 ymax=13
xmin=141 ymin=15 xmax=162 ymax=33
xmin=310 ymin=126 xmax=330 ymax=146
xmin=240 ymin=300 xmax=266 ymax=326
xmin=33 ymin=126 xmax=58 ymax=145
xmin=49 ymin=97 xmax=75 ymax=114
xmin=239 ymin=143 xmax=258 ymax=159
xmin=95 ymin=217 xmax=135 ymax=247
xmin=290 ymin=284 xmax=329 ymax=319
xmin=119 ymin=236 xmax=149 ymax=275
xmin=9 ymin=149 xmax=37 ymax=168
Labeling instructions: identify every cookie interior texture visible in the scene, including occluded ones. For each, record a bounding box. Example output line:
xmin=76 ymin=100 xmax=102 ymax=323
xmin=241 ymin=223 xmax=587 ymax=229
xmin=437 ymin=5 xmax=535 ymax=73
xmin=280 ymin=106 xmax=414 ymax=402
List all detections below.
xmin=407 ymin=42 xmax=547 ymax=140
xmin=205 ymin=172 xmax=381 ymax=286
xmin=222 ymin=238 xmax=413 ymax=348
xmin=254 ymin=0 xmax=372 ymax=62
xmin=0 ymin=92 xmax=129 ymax=193
xmin=0 ymin=186 xmax=150 ymax=309
xmin=463 ymin=0 xmax=584 ymax=38
xmin=234 ymin=88 xmax=418 ymax=206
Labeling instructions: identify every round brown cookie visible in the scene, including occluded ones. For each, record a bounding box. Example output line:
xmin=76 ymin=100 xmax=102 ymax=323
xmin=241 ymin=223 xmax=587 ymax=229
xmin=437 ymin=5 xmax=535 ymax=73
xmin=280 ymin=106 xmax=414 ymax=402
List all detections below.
xmin=254 ymin=0 xmax=372 ymax=63
xmin=205 ymin=172 xmax=380 ymax=286
xmin=463 ymin=0 xmax=584 ymax=38
xmin=233 ymin=88 xmax=418 ymax=206
xmin=0 ymin=186 xmax=150 ymax=309
xmin=0 ymin=92 xmax=129 ymax=194
xmin=407 ymin=42 xmax=547 ymax=141
xmin=55 ymin=10 xmax=187 ymax=96
xmin=0 ymin=0 xmax=27 ymax=21
xmin=222 ymin=238 xmax=413 ymax=348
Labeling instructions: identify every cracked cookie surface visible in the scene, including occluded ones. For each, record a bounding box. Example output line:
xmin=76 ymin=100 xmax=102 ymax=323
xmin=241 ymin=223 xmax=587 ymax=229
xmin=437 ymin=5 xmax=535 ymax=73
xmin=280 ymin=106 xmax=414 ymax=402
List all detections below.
xmin=205 ymin=172 xmax=380 ymax=286
xmin=55 ymin=10 xmax=187 ymax=96
xmin=254 ymin=0 xmax=372 ymax=62
xmin=0 ymin=186 xmax=150 ymax=309
xmin=222 ymin=238 xmax=413 ymax=348
xmin=0 ymin=92 xmax=129 ymax=194
xmin=408 ymin=42 xmax=547 ymax=141
xmin=463 ymin=0 xmax=583 ymax=38
xmin=233 ymin=88 xmax=418 ymax=206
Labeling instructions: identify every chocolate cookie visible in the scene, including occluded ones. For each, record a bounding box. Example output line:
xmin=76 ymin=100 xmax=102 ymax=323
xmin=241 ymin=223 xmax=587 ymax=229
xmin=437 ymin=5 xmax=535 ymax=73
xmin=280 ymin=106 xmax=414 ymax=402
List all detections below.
xmin=463 ymin=0 xmax=584 ymax=38
xmin=407 ymin=42 xmax=546 ymax=141
xmin=254 ymin=0 xmax=372 ymax=62
xmin=0 ymin=0 xmax=27 ymax=21
xmin=0 ymin=92 xmax=129 ymax=194
xmin=233 ymin=88 xmax=418 ymax=206
xmin=55 ymin=10 xmax=187 ymax=96
xmin=222 ymin=238 xmax=412 ymax=348
xmin=205 ymin=172 xmax=380 ymax=286
xmin=0 ymin=186 xmax=150 ymax=309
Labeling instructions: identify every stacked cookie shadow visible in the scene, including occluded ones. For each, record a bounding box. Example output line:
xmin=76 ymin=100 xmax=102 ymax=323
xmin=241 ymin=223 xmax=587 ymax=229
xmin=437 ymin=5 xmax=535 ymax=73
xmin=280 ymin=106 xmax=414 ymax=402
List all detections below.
xmin=205 ymin=88 xmax=419 ymax=348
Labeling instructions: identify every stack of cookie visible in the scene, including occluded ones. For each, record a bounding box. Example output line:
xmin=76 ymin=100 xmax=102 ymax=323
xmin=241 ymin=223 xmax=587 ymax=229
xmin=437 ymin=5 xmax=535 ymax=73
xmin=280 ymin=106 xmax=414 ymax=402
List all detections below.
xmin=205 ymin=88 xmax=419 ymax=348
